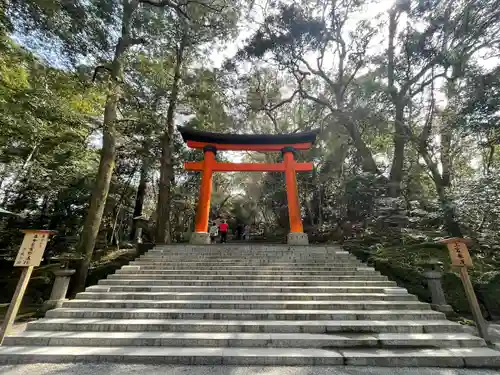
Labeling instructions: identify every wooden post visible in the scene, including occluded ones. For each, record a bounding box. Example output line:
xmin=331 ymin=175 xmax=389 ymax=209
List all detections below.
xmin=282 ymin=147 xmax=303 ymax=233
xmin=194 ymin=146 xmax=216 ymax=233
xmin=0 ymin=266 xmax=34 ymax=345
xmin=440 ymin=238 xmax=492 ymax=344
xmin=0 ymin=229 xmax=54 ymax=345
xmin=459 ymin=266 xmax=491 ymax=343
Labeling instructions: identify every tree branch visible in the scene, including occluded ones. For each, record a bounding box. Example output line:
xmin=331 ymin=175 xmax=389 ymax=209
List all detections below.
xmin=92 ymin=65 xmax=112 ymax=82
xmin=140 ymin=0 xmax=225 ymax=18
xmin=140 ymin=0 xmax=189 ymax=18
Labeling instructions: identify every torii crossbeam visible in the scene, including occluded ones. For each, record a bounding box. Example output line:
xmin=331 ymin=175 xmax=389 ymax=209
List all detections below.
xmin=179 ymin=127 xmax=319 ymax=245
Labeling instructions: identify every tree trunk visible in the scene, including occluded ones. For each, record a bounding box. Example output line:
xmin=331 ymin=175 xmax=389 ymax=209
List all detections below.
xmin=435 ymin=183 xmax=462 ymax=237
xmin=72 ymin=106 xmax=118 ymax=293
xmin=71 ymin=37 xmax=129 ymax=295
xmin=387 ymin=9 xmax=406 ymax=198
xmin=418 ymin=146 xmax=463 ymax=238
xmin=155 ymin=139 xmax=173 ymax=244
xmin=130 ymin=157 xmax=150 ymax=240
xmin=343 ymin=117 xmax=379 ymax=175
xmin=155 ymin=36 xmax=186 ymax=244
xmin=389 ymin=105 xmax=405 ymax=197
xmin=71 ymin=1 xmax=140 ymax=294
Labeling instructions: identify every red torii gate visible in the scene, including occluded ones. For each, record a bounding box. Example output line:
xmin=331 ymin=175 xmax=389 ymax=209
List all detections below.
xmin=179 ymin=127 xmax=318 ymax=245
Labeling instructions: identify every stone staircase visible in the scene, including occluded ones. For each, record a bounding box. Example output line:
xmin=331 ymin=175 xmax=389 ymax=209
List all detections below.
xmin=1 ymin=244 xmax=499 ymax=367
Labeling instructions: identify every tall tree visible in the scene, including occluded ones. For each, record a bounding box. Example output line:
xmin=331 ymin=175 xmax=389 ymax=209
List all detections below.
xmin=154 ymin=3 xmax=239 ymax=243
xmin=239 ymin=0 xmax=382 ymax=175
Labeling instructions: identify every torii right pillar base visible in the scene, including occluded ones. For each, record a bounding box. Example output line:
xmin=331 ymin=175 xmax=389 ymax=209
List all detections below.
xmin=287 ymin=232 xmax=309 ymax=245
xmin=190 ymin=232 xmax=210 ymax=245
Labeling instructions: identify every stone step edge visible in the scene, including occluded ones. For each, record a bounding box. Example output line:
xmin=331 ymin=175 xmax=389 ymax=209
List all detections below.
xmin=5 ymin=331 xmax=485 ymax=348
xmin=0 ymin=346 xmax=498 ymax=367
xmin=65 ymin=299 xmax=426 ymax=306
xmin=26 ymin=318 xmax=463 ymax=327
xmin=100 ymin=280 xmax=393 ymax=284
xmin=87 ymin=285 xmax=398 ymax=291
xmin=116 ymin=271 xmax=374 ymax=274
xmin=76 ymin=292 xmax=414 ymax=298
xmin=7 ymin=331 xmax=481 ymax=341
xmin=26 ymin=318 xmax=465 ymax=333
xmin=46 ymin=308 xmax=445 ymax=316
xmin=127 ymin=267 xmax=363 ymax=270
xmin=111 ymin=274 xmax=379 ymax=278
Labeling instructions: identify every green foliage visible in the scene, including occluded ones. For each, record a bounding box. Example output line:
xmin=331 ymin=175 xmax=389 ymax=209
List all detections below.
xmin=0 ymin=39 xmax=104 ymax=254
xmin=240 ymin=3 xmax=325 ymax=59
xmin=459 ymin=67 xmax=500 ymax=140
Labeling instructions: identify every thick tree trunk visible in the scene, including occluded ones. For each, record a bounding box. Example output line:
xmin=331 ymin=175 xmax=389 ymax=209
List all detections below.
xmin=389 ymin=105 xmax=405 ymax=198
xmin=72 ymin=89 xmax=119 ymax=293
xmin=155 ymin=137 xmax=173 ymax=244
xmin=71 ymin=2 xmax=140 ymax=294
xmin=435 ymin=184 xmax=463 ymax=237
xmin=71 ymin=39 xmax=129 ymax=294
xmin=418 ymin=146 xmax=463 ymax=238
xmin=155 ymin=37 xmax=186 ymax=244
xmin=130 ymin=157 xmax=150 ymax=240
xmin=434 ymin=78 xmax=461 ymax=236
xmin=387 ymin=10 xmax=406 ymax=199
xmin=343 ymin=118 xmax=379 ymax=175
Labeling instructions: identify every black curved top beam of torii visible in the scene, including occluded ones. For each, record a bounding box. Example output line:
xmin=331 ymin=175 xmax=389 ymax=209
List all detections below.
xmin=177 ymin=126 xmax=319 ymax=151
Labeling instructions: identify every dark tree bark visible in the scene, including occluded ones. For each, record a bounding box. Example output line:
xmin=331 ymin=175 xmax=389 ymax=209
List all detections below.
xmin=155 ymin=30 xmax=187 ymax=244
xmin=71 ymin=2 xmax=138 ymax=295
xmin=417 ymin=113 xmax=463 ymax=238
xmin=388 ymin=105 xmax=406 ymax=197
xmin=130 ymin=157 xmax=150 ymax=240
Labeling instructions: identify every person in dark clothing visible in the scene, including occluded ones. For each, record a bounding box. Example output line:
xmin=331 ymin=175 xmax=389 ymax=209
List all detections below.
xmin=219 ymin=220 xmax=228 ymax=243
xmin=236 ymin=223 xmax=243 ymax=240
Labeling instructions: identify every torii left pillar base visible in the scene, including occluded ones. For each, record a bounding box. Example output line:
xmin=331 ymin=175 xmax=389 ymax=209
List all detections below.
xmin=190 ymin=232 xmax=210 ymax=245
xmin=288 ymin=232 xmax=309 ymax=245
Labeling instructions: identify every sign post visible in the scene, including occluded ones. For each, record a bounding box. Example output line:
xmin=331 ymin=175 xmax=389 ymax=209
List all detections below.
xmin=0 ymin=230 xmax=54 ymax=345
xmin=439 ymin=237 xmax=491 ymax=344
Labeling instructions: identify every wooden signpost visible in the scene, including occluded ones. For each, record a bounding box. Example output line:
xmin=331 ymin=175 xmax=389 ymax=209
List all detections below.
xmin=439 ymin=237 xmax=491 ymax=344
xmin=0 ymin=230 xmax=54 ymax=345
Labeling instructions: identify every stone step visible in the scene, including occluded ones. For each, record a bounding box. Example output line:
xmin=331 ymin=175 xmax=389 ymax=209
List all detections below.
xmin=116 ymin=269 xmax=373 ymax=276
xmin=87 ymin=285 xmax=397 ymax=293
xmin=143 ymin=255 xmax=352 ymax=259
xmin=62 ymin=299 xmax=429 ymax=310
xmin=147 ymin=246 xmax=346 ymax=250
xmin=0 ymin=346 xmax=498 ymax=367
xmin=131 ymin=261 xmax=360 ymax=266
xmin=107 ymin=274 xmax=386 ymax=281
xmin=148 ymin=246 xmax=343 ymax=250
xmin=144 ymin=248 xmax=346 ymax=252
xmin=138 ymin=257 xmax=358 ymax=262
xmin=26 ymin=318 xmax=466 ymax=334
xmin=138 ymin=258 xmax=357 ymax=264
xmin=4 ymin=331 xmax=485 ymax=349
xmin=46 ymin=308 xmax=445 ymax=320
xmin=128 ymin=264 xmax=364 ymax=270
xmin=144 ymin=251 xmax=349 ymax=256
xmin=98 ymin=279 xmax=396 ymax=287
xmin=75 ymin=292 xmax=417 ymax=301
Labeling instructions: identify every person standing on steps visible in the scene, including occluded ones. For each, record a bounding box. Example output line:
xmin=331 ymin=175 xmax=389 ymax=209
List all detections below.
xmin=219 ymin=219 xmax=228 ymax=243
xmin=209 ymin=222 xmax=218 ymax=244
xmin=243 ymin=224 xmax=250 ymax=241
xmin=236 ymin=223 xmax=243 ymax=240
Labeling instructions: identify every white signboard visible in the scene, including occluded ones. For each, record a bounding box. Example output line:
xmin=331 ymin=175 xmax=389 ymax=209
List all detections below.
xmin=14 ymin=231 xmax=51 ymax=267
